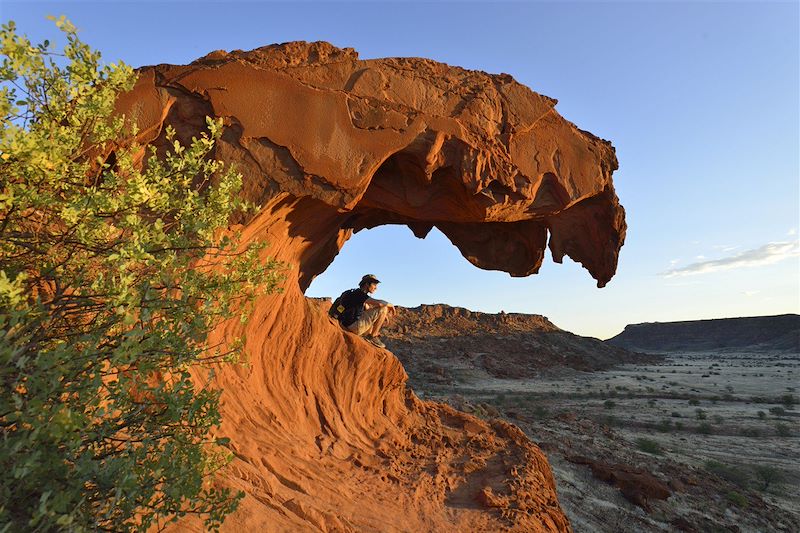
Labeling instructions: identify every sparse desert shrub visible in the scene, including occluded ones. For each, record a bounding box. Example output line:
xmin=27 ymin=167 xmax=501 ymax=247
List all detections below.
xmin=695 ymin=408 xmax=707 ymax=420
xmin=697 ymin=422 xmax=713 ymax=434
xmin=533 ymin=405 xmax=549 ymax=419
xmin=671 ymin=411 xmax=682 ymax=418
xmin=689 ymin=399 xmax=700 ymax=406
xmin=675 ymin=421 xmax=684 ymax=430
xmin=775 ymin=423 xmax=791 ymax=437
xmin=603 ymin=415 xmax=619 ymax=427
xmin=656 ymin=419 xmax=673 ymax=432
xmin=742 ymin=428 xmax=761 ymax=437
xmin=757 ymin=411 xmax=766 ymax=419
xmin=769 ymin=406 xmax=787 ymax=417
xmin=713 ymin=415 xmax=724 ymax=424
xmin=753 ymin=465 xmax=785 ymax=491
xmin=635 ymin=438 xmax=663 ymax=455
xmin=705 ymin=460 xmax=749 ymax=489
xmin=781 ymin=394 xmax=797 ymax=408
xmin=603 ymin=400 xmax=616 ymax=409
xmin=726 ymin=491 xmax=748 ymax=507
xmin=647 ymin=399 xmax=657 ymax=407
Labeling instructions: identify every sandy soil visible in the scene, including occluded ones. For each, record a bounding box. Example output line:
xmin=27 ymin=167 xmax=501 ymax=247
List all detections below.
xmin=404 ymin=350 xmax=800 ymax=532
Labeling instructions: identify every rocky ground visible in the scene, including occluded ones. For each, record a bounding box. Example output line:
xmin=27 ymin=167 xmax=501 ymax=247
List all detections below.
xmin=381 ymin=306 xmax=800 ymax=532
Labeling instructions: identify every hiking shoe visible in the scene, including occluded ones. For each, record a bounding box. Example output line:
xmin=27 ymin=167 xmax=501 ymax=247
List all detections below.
xmin=366 ymin=336 xmax=386 ymax=349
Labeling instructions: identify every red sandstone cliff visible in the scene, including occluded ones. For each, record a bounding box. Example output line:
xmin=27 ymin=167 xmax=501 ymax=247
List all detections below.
xmin=117 ymin=41 xmax=626 ymax=532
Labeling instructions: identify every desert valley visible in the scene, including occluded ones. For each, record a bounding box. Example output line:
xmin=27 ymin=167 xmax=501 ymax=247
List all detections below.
xmin=377 ymin=304 xmax=800 ymax=532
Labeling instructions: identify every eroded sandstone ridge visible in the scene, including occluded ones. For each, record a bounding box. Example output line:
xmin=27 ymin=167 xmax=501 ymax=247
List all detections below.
xmin=118 ymin=41 xmax=626 ymax=532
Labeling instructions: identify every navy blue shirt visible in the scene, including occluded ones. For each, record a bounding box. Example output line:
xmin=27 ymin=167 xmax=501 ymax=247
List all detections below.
xmin=337 ymin=288 xmax=370 ymax=327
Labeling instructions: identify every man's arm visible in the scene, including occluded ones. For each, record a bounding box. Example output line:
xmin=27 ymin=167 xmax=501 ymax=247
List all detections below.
xmin=365 ymin=297 xmax=394 ymax=312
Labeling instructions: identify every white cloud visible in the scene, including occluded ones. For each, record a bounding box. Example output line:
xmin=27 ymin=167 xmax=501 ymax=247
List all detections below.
xmin=713 ymin=244 xmax=739 ymax=252
xmin=665 ymin=280 xmax=703 ymax=287
xmin=789 ymin=228 xmax=797 ymax=236
xmin=742 ymin=290 xmax=760 ymax=297
xmin=661 ymin=241 xmax=800 ymax=278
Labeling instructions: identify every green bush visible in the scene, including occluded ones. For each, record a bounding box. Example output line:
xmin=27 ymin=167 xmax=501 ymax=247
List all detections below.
xmin=697 ymin=422 xmax=713 ymax=434
xmin=705 ymin=460 xmax=749 ymax=489
xmin=603 ymin=414 xmax=619 ymax=427
xmin=0 ymin=19 xmax=284 ymax=531
xmin=695 ymin=408 xmax=707 ymax=420
xmin=603 ymin=400 xmax=616 ymax=409
xmin=726 ymin=491 xmax=748 ymax=507
xmin=635 ymin=438 xmax=663 ymax=455
xmin=781 ymin=394 xmax=797 ymax=408
xmin=775 ymin=423 xmax=791 ymax=437
xmin=533 ymin=405 xmax=549 ymax=419
xmin=655 ymin=419 xmax=672 ymax=432
xmin=769 ymin=406 xmax=787 ymax=417
xmin=753 ymin=465 xmax=785 ymax=491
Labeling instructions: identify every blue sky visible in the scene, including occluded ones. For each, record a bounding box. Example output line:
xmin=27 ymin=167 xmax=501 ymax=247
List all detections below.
xmin=3 ymin=1 xmax=798 ymax=339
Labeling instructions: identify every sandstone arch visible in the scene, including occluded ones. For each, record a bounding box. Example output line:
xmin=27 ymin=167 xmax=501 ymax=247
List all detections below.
xmin=119 ymin=41 xmax=626 ymax=532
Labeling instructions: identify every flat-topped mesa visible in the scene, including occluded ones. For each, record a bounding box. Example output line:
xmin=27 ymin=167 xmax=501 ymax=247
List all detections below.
xmin=116 ymin=41 xmax=626 ymax=532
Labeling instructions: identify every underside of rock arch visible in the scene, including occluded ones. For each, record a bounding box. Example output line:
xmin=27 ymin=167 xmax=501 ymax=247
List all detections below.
xmin=118 ymin=41 xmax=626 ymax=532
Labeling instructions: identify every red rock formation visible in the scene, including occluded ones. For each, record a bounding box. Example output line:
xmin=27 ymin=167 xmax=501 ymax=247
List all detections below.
xmin=566 ymin=456 xmax=671 ymax=510
xmin=117 ymin=41 xmax=627 ymax=532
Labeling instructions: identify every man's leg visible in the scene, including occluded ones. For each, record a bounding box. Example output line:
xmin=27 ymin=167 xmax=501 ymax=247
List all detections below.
xmin=369 ymin=306 xmax=389 ymax=337
xmin=347 ymin=307 xmax=385 ymax=336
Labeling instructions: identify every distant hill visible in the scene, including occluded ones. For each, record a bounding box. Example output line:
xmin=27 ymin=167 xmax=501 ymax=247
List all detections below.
xmin=607 ymin=314 xmax=800 ymax=353
xmin=379 ymin=304 xmax=656 ymax=379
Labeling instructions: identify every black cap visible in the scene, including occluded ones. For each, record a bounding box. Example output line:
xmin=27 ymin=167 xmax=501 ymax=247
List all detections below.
xmin=360 ymin=274 xmax=380 ymax=285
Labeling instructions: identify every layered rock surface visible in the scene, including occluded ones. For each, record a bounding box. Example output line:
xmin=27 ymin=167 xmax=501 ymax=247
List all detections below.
xmin=117 ymin=41 xmax=627 ymax=531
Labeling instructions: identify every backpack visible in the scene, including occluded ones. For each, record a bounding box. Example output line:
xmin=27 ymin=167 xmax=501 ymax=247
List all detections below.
xmin=328 ymin=295 xmax=347 ymax=321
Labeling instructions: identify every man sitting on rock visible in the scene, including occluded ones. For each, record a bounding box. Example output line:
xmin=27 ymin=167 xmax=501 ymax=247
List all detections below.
xmin=332 ymin=274 xmax=395 ymax=348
